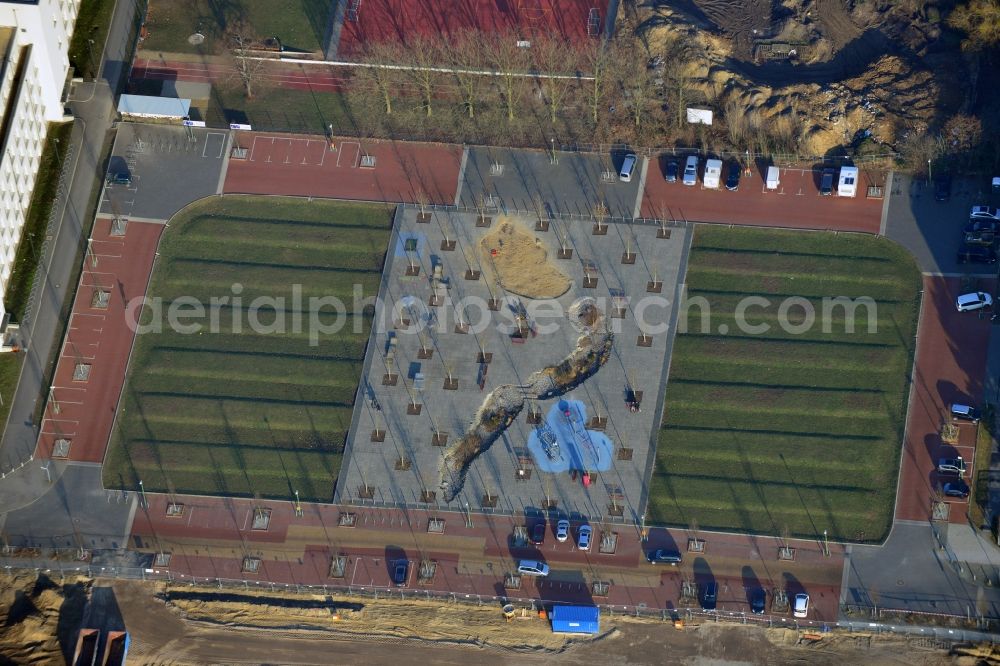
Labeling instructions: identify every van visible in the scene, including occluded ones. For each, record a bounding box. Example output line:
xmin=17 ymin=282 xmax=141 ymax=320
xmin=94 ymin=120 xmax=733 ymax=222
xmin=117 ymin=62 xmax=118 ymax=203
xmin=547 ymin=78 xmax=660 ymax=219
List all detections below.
xmin=703 ymin=159 xmax=722 ymax=189
xmin=766 ymin=166 xmax=780 ymax=190
xmin=619 ymin=153 xmax=637 ymax=182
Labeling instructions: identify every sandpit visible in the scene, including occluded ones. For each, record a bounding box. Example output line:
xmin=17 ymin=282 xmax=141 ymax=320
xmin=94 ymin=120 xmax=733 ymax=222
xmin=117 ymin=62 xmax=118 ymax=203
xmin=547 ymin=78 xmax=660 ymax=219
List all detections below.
xmin=479 ymin=219 xmax=570 ymax=300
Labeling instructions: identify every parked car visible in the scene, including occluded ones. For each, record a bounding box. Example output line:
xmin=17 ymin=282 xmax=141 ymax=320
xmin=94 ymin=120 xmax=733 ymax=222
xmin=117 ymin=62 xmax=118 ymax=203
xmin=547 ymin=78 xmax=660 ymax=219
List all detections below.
xmin=664 ymin=160 xmax=679 ymax=183
xmin=682 ymin=155 xmax=699 ymax=186
xmin=934 ymin=174 xmax=952 ymax=202
xmin=750 ymin=588 xmax=766 ymax=615
xmin=393 ymin=560 xmax=409 ymax=587
xmin=517 ymin=560 xmax=550 ymax=576
xmin=725 ymin=161 xmax=740 ymax=191
xmin=943 ymin=480 xmax=970 ymax=498
xmin=647 ymin=549 xmax=683 ymax=565
xmin=108 ymin=172 xmax=131 ymax=185
xmin=951 ymin=403 xmax=982 ymax=423
xmin=955 ymin=292 xmax=993 ymax=312
xmin=971 ymin=205 xmax=1000 ymax=220
xmin=964 ymin=219 xmax=1000 ymax=234
xmin=577 ymin=524 xmax=592 ymax=551
xmin=957 ymin=245 xmax=998 ymax=265
xmin=700 ymin=582 xmax=718 ymax=610
xmin=555 ymin=519 xmax=570 ymax=542
xmin=793 ymin=593 xmax=810 ymax=618
xmin=937 ymin=457 xmax=967 ymax=475
xmin=819 ymin=169 xmax=835 ymax=195
xmin=964 ymin=230 xmax=996 ymax=246
xmin=531 ymin=521 xmax=545 ymax=545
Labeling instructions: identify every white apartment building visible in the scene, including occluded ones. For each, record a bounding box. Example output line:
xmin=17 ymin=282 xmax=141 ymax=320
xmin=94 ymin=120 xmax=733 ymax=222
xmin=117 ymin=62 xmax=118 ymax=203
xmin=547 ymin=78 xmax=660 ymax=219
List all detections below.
xmin=0 ymin=0 xmax=79 ymax=323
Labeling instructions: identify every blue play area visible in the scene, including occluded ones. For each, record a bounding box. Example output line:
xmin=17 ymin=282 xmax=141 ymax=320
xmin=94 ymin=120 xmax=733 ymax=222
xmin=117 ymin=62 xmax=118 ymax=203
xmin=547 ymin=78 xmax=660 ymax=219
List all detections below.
xmin=526 ymin=399 xmax=613 ymax=473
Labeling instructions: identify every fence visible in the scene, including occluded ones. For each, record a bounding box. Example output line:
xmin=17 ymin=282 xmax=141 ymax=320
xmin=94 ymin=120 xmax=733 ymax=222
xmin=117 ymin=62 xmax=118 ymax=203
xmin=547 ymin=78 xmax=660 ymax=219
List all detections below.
xmin=3 ymin=554 xmax=997 ymax=641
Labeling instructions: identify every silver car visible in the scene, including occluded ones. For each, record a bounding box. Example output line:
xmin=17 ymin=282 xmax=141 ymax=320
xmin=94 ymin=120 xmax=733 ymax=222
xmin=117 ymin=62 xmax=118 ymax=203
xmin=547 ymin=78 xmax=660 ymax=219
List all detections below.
xmin=955 ymin=292 xmax=993 ymax=312
xmin=682 ymin=155 xmax=698 ymax=186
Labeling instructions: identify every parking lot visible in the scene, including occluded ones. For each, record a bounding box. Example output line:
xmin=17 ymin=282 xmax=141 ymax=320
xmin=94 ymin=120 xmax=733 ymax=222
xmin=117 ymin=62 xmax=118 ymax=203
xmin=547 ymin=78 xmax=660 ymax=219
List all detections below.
xmin=640 ymin=156 xmax=885 ymax=233
xmin=100 ymin=124 xmax=229 ymax=221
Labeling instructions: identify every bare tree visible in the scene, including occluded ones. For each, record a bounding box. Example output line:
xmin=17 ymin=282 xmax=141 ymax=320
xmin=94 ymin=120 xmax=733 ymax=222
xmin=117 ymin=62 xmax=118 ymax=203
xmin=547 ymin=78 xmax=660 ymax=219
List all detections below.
xmin=532 ymin=35 xmax=581 ymax=125
xmin=356 ymin=40 xmax=403 ymax=115
xmin=226 ymin=20 xmax=268 ymax=99
xmin=619 ymin=46 xmax=655 ymax=130
xmin=484 ymin=31 xmax=529 ymax=121
xmin=406 ymin=35 xmax=444 ymax=117
xmin=662 ymin=35 xmax=699 ymax=131
xmin=582 ymin=39 xmax=614 ymax=126
xmin=447 ymin=30 xmax=487 ymax=119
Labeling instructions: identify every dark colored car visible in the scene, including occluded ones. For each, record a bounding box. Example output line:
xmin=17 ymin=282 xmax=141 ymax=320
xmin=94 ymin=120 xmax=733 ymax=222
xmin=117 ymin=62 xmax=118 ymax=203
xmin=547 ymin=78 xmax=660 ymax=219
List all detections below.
xmin=951 ymin=403 xmax=981 ymax=423
xmin=934 ymin=174 xmax=952 ymax=202
xmin=943 ymin=480 xmax=970 ymax=498
xmin=965 ymin=219 xmax=1000 ymax=235
xmin=820 ymin=169 xmax=835 ymax=195
xmin=531 ymin=521 xmax=545 ymax=545
xmin=750 ymin=588 xmax=766 ymax=615
xmin=664 ymin=160 xmax=679 ymax=183
xmin=393 ymin=560 xmax=409 ymax=586
xmin=725 ymin=161 xmax=740 ymax=191
xmin=646 ymin=549 xmax=682 ymax=565
xmin=700 ymin=582 xmax=718 ymax=610
xmin=964 ymin=230 xmax=996 ymax=247
xmin=957 ymin=245 xmax=998 ymax=264
xmin=109 ymin=172 xmax=131 ymax=185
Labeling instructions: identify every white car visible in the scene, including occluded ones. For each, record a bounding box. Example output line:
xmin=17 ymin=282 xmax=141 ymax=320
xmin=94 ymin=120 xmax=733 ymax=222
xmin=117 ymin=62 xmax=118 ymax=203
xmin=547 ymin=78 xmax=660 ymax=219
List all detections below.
xmin=793 ymin=593 xmax=810 ymax=618
xmin=555 ymin=519 xmax=570 ymax=542
xmin=971 ymin=205 xmax=1000 ymax=220
xmin=517 ymin=560 xmax=549 ymax=577
xmin=577 ymin=524 xmax=592 ymax=551
xmin=955 ymin=291 xmax=993 ymax=312
xmin=682 ymin=155 xmax=698 ymax=186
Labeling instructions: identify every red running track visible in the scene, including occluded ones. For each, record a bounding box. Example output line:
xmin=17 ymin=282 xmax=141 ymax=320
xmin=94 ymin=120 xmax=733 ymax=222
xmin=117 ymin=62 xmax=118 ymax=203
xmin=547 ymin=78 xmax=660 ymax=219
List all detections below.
xmin=641 ymin=160 xmax=885 ymax=234
xmin=35 ymin=218 xmax=163 ymax=463
xmin=336 ymin=0 xmax=607 ymax=56
xmin=894 ymin=276 xmax=994 ymax=523
xmin=223 ymin=132 xmax=463 ymax=204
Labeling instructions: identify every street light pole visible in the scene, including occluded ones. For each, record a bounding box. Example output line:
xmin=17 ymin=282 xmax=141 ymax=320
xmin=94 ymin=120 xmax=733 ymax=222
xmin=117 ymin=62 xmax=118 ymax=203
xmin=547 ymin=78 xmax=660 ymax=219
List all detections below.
xmin=928 ymin=159 xmax=933 ymax=185
xmin=139 ymin=480 xmax=147 ymax=509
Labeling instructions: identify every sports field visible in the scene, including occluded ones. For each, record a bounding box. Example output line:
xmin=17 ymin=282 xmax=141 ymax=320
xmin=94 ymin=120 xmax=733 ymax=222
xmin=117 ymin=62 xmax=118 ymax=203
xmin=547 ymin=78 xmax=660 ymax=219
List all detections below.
xmin=649 ymin=226 xmax=921 ymax=543
xmin=103 ymin=196 xmax=394 ymax=503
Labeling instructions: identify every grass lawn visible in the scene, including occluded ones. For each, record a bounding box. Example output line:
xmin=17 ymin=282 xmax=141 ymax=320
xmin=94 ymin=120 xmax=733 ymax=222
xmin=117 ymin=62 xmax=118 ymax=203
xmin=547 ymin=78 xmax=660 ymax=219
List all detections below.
xmin=69 ymin=0 xmax=118 ymax=79
xmin=648 ymin=226 xmax=921 ymax=543
xmin=4 ymin=122 xmax=74 ymax=323
xmin=103 ymin=196 xmax=394 ymax=503
xmin=142 ymin=0 xmax=332 ymax=54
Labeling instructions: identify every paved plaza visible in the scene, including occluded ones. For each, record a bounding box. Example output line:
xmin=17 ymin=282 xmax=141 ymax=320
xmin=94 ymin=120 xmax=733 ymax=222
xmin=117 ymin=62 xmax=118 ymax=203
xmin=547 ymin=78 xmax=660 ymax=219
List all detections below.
xmin=336 ymin=207 xmax=691 ymax=522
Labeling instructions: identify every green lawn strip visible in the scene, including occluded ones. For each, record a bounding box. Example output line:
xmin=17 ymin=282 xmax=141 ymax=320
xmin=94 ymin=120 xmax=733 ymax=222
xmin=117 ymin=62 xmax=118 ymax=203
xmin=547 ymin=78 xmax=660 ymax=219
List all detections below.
xmin=141 ymin=0 xmax=330 ymax=54
xmin=175 ymin=199 xmax=394 ymax=229
xmin=68 ymin=0 xmax=117 ymax=79
xmin=138 ymin=325 xmax=371 ymax=357
xmin=685 ymin=270 xmax=915 ymax=301
xmin=139 ymin=349 xmax=362 ymax=383
xmin=0 ymin=354 xmax=23 ymax=431
xmin=691 ymin=226 xmax=915 ymax=263
xmin=178 ymin=238 xmax=389 ymax=269
xmin=121 ymin=442 xmax=340 ymax=503
xmin=673 ymin=335 xmax=903 ymax=372
xmin=668 ymin=358 xmax=898 ymax=392
xmin=134 ymin=375 xmax=358 ymax=406
xmin=4 ymin=123 xmax=73 ymax=321
xmin=688 ymin=246 xmax=914 ymax=281
xmin=645 ymin=475 xmax=888 ymax=540
xmin=180 ymin=214 xmax=393 ymax=241
xmin=679 ymin=308 xmax=907 ymax=346
xmin=201 ymin=84 xmax=356 ymax=134
xmin=664 ymin=406 xmax=892 ymax=439
xmin=665 ymin=380 xmax=895 ymax=420
xmin=153 ymin=276 xmax=381 ymax=307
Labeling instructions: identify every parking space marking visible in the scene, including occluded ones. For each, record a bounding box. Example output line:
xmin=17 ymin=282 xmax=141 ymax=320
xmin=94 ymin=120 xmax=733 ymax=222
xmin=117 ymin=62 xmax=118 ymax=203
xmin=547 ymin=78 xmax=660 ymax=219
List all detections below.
xmin=203 ymin=132 xmax=227 ymax=159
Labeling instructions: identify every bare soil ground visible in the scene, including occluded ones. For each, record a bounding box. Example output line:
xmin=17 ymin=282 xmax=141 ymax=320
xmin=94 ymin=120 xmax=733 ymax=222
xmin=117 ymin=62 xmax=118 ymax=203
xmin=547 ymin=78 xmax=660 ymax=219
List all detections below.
xmin=479 ymin=219 xmax=570 ymax=300
xmin=640 ymin=0 xmax=964 ymax=155
xmin=1 ymin=572 xmax=994 ymax=665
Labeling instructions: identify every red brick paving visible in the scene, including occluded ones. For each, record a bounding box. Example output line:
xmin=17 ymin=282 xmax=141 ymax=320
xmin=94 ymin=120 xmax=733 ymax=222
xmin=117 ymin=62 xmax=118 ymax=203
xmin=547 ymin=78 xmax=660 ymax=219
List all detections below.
xmin=640 ymin=161 xmax=884 ymax=233
xmin=223 ymin=133 xmax=463 ymax=204
xmin=35 ymin=218 xmax=163 ymax=463
xmin=895 ymin=276 xmax=994 ymax=523
xmin=132 ymin=494 xmax=844 ymax=621
xmin=335 ymin=0 xmax=607 ymax=56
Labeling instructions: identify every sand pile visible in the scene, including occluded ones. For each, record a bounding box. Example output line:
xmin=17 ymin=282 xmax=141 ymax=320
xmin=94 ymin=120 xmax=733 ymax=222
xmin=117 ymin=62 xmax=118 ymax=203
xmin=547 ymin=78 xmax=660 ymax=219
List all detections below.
xmin=479 ymin=219 xmax=569 ymax=300
xmin=0 ymin=572 xmax=90 ymax=665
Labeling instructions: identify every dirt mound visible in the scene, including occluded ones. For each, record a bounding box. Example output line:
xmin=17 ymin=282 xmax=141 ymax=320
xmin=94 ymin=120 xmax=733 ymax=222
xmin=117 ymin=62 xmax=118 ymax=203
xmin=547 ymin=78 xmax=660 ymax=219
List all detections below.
xmin=0 ymin=572 xmax=90 ymax=665
xmin=479 ymin=219 xmax=570 ymax=300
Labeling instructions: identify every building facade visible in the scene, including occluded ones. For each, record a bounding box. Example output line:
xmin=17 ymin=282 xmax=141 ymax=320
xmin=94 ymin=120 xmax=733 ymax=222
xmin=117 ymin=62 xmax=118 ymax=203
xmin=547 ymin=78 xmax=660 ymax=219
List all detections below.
xmin=0 ymin=0 xmax=79 ymax=322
